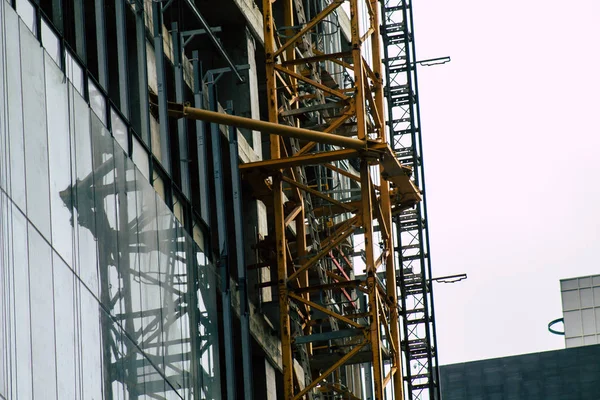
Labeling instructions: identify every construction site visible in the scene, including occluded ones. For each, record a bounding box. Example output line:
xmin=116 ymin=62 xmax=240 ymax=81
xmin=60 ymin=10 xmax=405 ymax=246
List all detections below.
xmin=0 ymin=0 xmax=441 ymax=399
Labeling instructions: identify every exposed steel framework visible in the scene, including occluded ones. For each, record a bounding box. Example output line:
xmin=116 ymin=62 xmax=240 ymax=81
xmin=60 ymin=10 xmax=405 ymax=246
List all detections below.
xmin=162 ymin=0 xmax=431 ymax=398
xmin=381 ymin=1 xmax=441 ymax=398
xmin=257 ymin=0 xmax=419 ymax=398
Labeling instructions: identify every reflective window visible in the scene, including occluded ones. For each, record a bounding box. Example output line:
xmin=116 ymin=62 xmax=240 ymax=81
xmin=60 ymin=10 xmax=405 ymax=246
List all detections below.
xmin=11 ymin=203 xmax=32 ymax=398
xmin=73 ymin=88 xmax=99 ymax=295
xmin=6 ymin=6 xmax=26 ymax=210
xmin=89 ymin=78 xmax=107 ymax=125
xmin=52 ymin=253 xmax=77 ymax=399
xmin=46 ymin=51 xmax=74 ymax=266
xmin=65 ymin=49 xmax=84 ymax=95
xmin=41 ymin=18 xmax=61 ymax=67
xmin=21 ymin=19 xmax=52 ymax=239
xmin=132 ymin=134 xmax=150 ymax=180
xmin=28 ymin=224 xmax=58 ymax=400
xmin=111 ymin=107 xmax=129 ymax=153
xmin=15 ymin=0 xmax=36 ymax=34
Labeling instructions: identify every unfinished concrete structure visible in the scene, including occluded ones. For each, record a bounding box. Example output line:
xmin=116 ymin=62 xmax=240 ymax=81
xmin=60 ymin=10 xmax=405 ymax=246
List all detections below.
xmin=0 ymin=0 xmax=439 ymax=399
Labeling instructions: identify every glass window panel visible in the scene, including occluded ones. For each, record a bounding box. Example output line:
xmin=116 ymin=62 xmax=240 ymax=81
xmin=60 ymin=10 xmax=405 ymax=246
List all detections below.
xmin=584 ymin=335 xmax=597 ymax=345
xmin=11 ymin=204 xmax=32 ymax=398
xmin=132 ymin=135 xmax=150 ymax=180
xmin=52 ymin=252 xmax=76 ymax=399
xmin=593 ymin=275 xmax=600 ymax=287
xmin=579 ymin=277 xmax=592 ymax=287
xmin=561 ymin=290 xmax=579 ymax=312
xmin=582 ymin=308 xmax=596 ymax=335
xmin=6 ymin=7 xmax=27 ymax=210
xmin=111 ymin=107 xmax=129 ymax=153
xmin=564 ymin=310 xmax=583 ymax=338
xmin=21 ymin=20 xmax=52 ymax=239
xmin=91 ymin=112 xmax=121 ymax=314
xmin=0 ymin=5 xmax=6 ymax=193
xmin=79 ymin=284 xmax=103 ymax=399
xmin=561 ymin=279 xmax=578 ymax=291
xmin=135 ymin=168 xmax=161 ymax=394
xmin=73 ymin=90 xmax=99 ymax=294
xmin=45 ymin=51 xmax=74 ymax=266
xmin=89 ymin=78 xmax=107 ymax=125
xmin=580 ymin=288 xmax=594 ymax=309
xmin=566 ymin=337 xmax=582 ymax=348
xmin=65 ymin=49 xmax=84 ymax=95
xmin=28 ymin=224 xmax=57 ymax=400
xmin=41 ymin=19 xmax=61 ymax=67
xmin=156 ymin=200 xmax=184 ymax=395
xmin=15 ymin=0 xmax=36 ymax=34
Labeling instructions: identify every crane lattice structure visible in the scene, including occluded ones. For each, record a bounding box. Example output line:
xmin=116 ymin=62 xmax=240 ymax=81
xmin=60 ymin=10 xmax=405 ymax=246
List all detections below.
xmin=160 ymin=0 xmax=439 ymax=398
xmin=381 ymin=0 xmax=441 ymax=399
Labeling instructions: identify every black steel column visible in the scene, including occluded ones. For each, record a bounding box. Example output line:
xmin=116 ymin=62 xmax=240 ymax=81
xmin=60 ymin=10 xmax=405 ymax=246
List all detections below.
xmin=208 ymin=77 xmax=237 ymax=400
xmin=227 ymin=102 xmax=254 ymax=400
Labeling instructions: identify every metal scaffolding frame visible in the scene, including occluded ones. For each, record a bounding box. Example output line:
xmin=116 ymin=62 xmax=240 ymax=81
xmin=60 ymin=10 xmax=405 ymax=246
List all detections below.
xmin=380 ymin=0 xmax=441 ymax=399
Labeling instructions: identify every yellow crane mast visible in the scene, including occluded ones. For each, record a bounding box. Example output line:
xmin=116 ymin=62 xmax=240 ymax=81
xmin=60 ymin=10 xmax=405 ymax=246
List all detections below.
xmin=161 ymin=0 xmax=423 ymax=398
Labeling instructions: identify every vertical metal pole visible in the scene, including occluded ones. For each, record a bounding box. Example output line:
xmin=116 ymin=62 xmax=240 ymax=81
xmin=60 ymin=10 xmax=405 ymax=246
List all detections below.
xmin=362 ymin=161 xmax=384 ymax=400
xmin=208 ymin=80 xmax=237 ymax=400
xmin=227 ymin=102 xmax=254 ymax=400
xmin=371 ymin=0 xmax=404 ymax=396
xmin=152 ymin=1 xmax=171 ymax=173
xmin=134 ymin=0 xmax=150 ymax=145
xmin=114 ymin=0 xmax=129 ymax=117
xmin=192 ymin=52 xmax=210 ymax=228
xmin=171 ymin=22 xmax=191 ymax=199
xmin=263 ymin=0 xmax=294 ymax=398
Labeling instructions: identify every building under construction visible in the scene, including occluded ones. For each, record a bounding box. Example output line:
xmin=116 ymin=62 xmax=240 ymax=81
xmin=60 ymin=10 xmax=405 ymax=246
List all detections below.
xmin=0 ymin=0 xmax=440 ymax=398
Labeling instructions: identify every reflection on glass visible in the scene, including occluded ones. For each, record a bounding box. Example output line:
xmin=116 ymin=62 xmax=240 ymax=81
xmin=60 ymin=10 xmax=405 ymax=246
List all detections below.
xmin=15 ymin=0 xmax=36 ymax=34
xmin=28 ymin=224 xmax=58 ymax=400
xmin=52 ymin=252 xmax=77 ymax=399
xmin=65 ymin=49 xmax=84 ymax=95
xmin=5 ymin=6 xmax=27 ymax=209
xmin=89 ymin=78 xmax=107 ymax=125
xmin=41 ymin=18 xmax=61 ymax=67
xmin=111 ymin=107 xmax=129 ymax=153
xmin=132 ymin=134 xmax=150 ymax=180
xmin=21 ymin=23 xmax=52 ymax=239
xmin=46 ymin=52 xmax=74 ymax=266
xmin=11 ymin=202 xmax=33 ymax=398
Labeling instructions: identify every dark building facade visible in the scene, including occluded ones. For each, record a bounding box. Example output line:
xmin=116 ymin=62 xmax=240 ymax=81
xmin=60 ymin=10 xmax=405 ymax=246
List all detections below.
xmin=440 ymin=344 xmax=600 ymax=400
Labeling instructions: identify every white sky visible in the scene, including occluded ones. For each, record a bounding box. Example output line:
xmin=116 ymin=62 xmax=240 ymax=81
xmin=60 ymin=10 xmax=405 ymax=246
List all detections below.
xmin=412 ymin=0 xmax=600 ymax=364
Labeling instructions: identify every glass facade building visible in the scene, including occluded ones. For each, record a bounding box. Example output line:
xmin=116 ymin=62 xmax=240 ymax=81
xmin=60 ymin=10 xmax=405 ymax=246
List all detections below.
xmin=0 ymin=2 xmax=221 ymax=398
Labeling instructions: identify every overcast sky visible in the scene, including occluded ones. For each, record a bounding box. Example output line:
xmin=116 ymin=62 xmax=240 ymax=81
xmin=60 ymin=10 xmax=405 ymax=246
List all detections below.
xmin=412 ymin=0 xmax=600 ymax=364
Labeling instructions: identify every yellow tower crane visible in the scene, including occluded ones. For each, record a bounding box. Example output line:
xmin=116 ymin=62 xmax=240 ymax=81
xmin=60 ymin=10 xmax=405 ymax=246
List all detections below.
xmin=159 ymin=1 xmax=423 ymax=398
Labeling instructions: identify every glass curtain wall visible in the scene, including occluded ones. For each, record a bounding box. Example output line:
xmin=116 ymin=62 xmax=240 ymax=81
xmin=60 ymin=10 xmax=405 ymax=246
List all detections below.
xmin=0 ymin=2 xmax=221 ymax=399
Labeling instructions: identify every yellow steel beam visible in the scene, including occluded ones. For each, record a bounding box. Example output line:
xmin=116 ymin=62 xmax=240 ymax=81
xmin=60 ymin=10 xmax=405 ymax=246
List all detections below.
xmin=292 ymin=339 xmax=367 ymax=400
xmin=288 ymin=292 xmax=363 ymax=329
xmin=287 ymin=215 xmax=359 ymax=283
xmin=172 ymin=104 xmax=365 ymax=149
xmin=239 ymin=148 xmax=359 ymax=172
xmin=281 ymin=176 xmax=356 ymax=213
xmin=274 ymin=0 xmax=344 ymax=59
xmin=274 ymin=64 xmax=350 ymax=100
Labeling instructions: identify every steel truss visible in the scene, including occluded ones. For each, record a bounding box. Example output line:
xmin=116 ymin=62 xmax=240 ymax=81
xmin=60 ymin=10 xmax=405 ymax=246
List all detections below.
xmin=259 ymin=0 xmax=416 ymax=398
xmin=380 ymin=0 xmax=441 ymax=399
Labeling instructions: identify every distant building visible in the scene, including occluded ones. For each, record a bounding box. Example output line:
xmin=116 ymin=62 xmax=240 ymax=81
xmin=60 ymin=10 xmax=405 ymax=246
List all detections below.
xmin=560 ymin=274 xmax=600 ymax=347
xmin=440 ymin=344 xmax=600 ymax=400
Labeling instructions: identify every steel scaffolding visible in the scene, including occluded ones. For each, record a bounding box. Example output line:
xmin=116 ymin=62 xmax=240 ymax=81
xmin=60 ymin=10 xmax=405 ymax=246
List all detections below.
xmin=381 ymin=0 xmax=441 ymax=399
